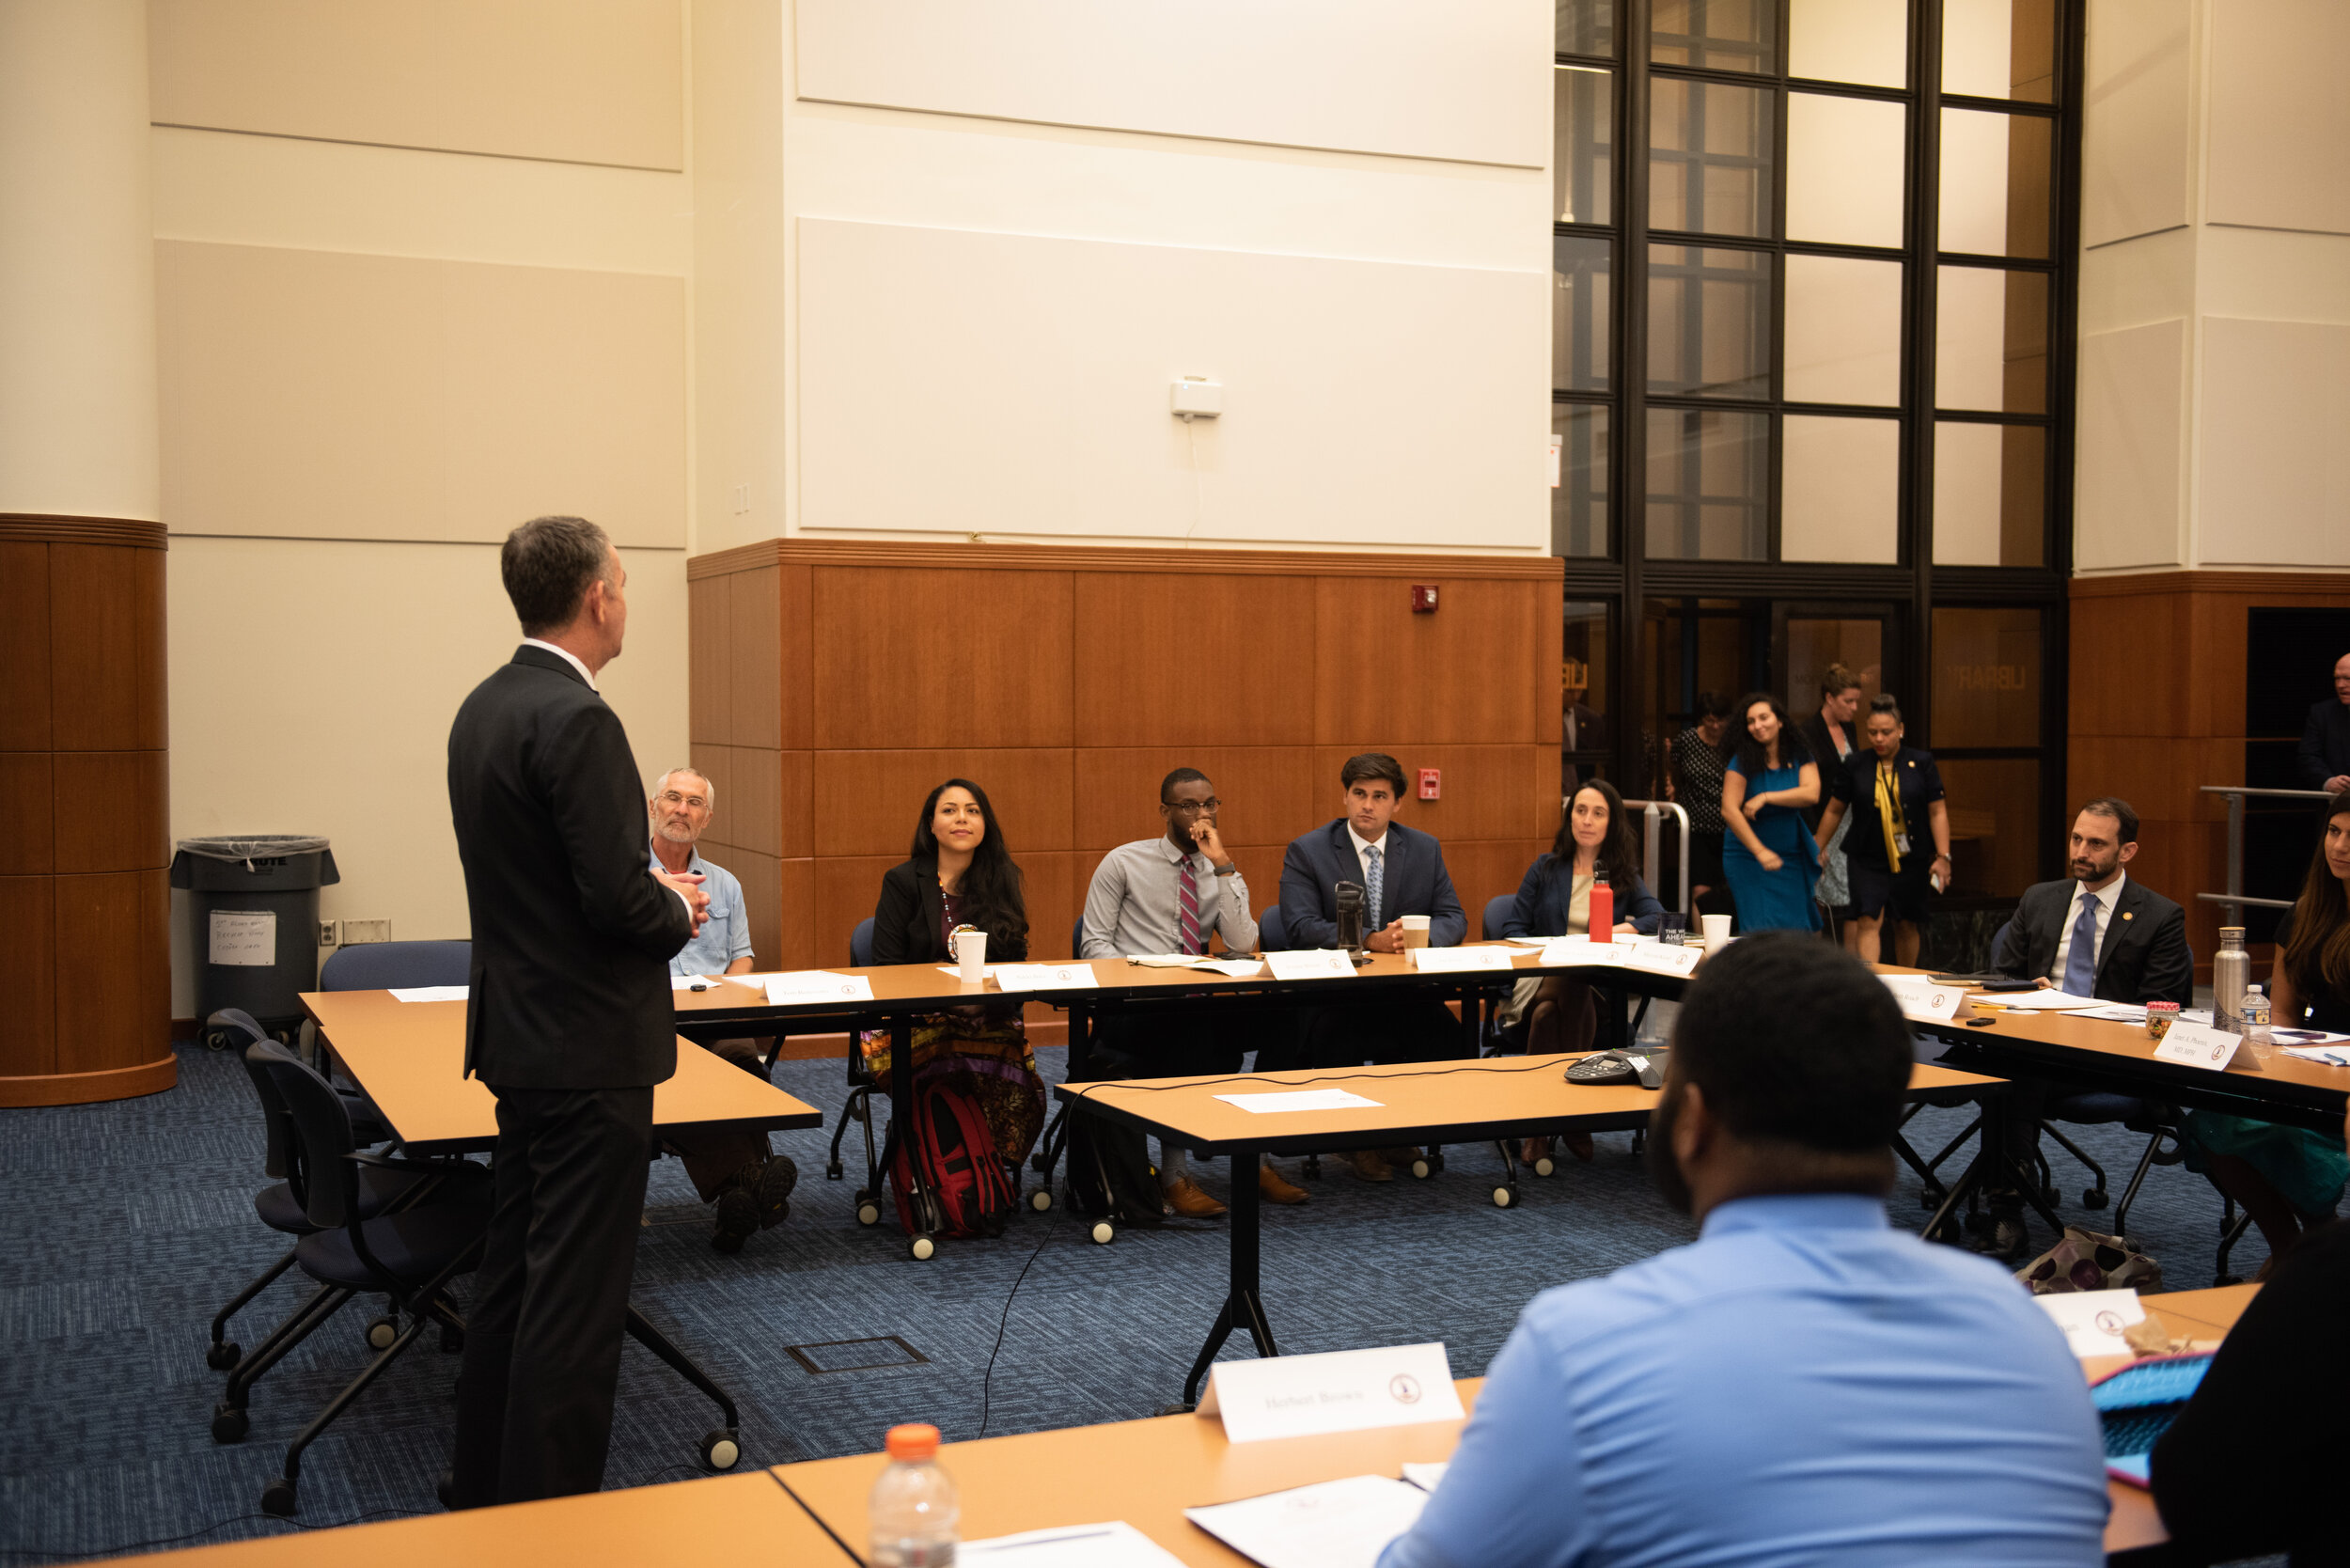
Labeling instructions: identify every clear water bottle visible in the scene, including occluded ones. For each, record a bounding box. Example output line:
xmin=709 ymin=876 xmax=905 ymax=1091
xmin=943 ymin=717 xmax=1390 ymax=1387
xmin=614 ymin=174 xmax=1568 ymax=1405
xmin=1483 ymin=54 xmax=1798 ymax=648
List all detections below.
xmin=2243 ymin=984 xmax=2272 ymax=1045
xmin=870 ymin=1423 xmax=958 ymax=1567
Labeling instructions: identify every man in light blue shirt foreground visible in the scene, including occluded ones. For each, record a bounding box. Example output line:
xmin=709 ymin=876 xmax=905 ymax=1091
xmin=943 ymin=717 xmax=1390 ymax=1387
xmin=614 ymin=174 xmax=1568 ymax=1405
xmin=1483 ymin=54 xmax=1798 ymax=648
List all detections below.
xmin=1381 ymin=933 xmax=2109 ymax=1568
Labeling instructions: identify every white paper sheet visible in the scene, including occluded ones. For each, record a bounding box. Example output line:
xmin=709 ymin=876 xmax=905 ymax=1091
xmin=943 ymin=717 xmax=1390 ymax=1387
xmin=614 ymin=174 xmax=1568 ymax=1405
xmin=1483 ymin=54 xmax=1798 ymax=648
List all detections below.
xmin=962 ymin=1521 xmax=1186 ymax=1566
xmin=669 ymin=974 xmax=728 ymax=991
xmin=1401 ymin=1462 xmax=1449 ymax=1493
xmin=1971 ymin=989 xmax=2105 ymax=1011
xmin=1214 ymin=1089 xmax=1384 ymax=1114
xmin=1129 ymin=953 xmax=1207 ymax=967
xmin=2034 ymin=1287 xmax=2146 ymax=1356
xmin=2078 ymin=1005 xmax=2150 ymax=1024
xmin=388 ymin=985 xmax=470 ymax=1003
xmin=934 ymin=964 xmax=996 ymax=980
xmin=1198 ymin=958 xmax=1266 ymax=978
xmin=1183 ymin=1476 xmax=1429 ymax=1568
xmin=2279 ymin=1040 xmax=2350 ymax=1066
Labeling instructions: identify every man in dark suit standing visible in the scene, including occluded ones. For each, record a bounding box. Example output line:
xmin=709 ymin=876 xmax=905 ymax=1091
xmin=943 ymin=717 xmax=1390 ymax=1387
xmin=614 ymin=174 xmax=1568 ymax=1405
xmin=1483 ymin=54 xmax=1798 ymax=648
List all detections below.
xmin=446 ymin=515 xmax=710 ymax=1506
xmin=2298 ymin=651 xmax=2350 ymax=795
xmin=1982 ymin=796 xmax=2191 ymax=1257
xmin=1277 ymin=753 xmax=1468 ymax=1181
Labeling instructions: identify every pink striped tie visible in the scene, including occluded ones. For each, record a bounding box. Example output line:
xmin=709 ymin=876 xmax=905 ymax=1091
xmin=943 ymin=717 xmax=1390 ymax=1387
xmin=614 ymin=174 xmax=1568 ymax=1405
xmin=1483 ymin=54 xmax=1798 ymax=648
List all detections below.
xmin=1178 ymin=858 xmax=1203 ymax=955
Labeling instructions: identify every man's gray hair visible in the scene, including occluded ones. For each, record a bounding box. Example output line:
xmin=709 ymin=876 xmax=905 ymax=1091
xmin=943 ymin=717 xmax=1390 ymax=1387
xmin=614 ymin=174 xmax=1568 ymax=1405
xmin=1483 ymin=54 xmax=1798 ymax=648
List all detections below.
xmin=654 ymin=767 xmax=713 ymax=808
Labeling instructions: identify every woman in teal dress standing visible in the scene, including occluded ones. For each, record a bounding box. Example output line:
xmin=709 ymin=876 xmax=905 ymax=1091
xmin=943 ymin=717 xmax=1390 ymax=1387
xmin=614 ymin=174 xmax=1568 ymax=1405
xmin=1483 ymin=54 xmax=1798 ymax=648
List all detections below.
xmin=1720 ymin=692 xmax=1822 ymax=932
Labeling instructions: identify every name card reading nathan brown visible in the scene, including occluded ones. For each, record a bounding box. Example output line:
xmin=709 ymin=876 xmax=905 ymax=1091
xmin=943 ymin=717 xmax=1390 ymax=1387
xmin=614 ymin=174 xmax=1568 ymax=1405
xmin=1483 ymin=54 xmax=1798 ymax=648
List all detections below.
xmin=1198 ymin=1342 xmax=1463 ymax=1444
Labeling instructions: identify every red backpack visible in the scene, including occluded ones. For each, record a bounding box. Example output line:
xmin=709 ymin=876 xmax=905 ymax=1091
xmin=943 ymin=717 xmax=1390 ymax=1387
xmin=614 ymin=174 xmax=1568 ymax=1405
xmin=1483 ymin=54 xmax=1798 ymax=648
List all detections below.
xmin=888 ymin=1076 xmax=1015 ymax=1240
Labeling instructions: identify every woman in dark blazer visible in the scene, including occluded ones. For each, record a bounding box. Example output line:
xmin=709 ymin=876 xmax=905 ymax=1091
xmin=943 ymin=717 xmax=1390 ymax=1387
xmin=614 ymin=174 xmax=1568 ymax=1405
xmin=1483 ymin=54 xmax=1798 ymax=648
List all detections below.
xmin=1502 ymin=779 xmax=1665 ymax=1167
xmin=865 ymin=778 xmax=1042 ymax=1163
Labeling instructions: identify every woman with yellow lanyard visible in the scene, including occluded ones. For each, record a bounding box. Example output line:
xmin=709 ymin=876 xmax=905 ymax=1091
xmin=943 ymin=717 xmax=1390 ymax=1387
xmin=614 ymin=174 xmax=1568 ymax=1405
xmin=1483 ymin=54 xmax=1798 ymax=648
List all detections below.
xmin=1811 ymin=695 xmax=1950 ymax=964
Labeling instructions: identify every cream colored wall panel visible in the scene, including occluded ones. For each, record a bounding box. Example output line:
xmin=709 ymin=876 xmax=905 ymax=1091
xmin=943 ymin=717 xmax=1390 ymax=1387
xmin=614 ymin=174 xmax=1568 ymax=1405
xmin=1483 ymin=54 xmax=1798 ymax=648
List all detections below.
xmin=164 ymin=538 xmax=687 ymax=1013
xmin=2073 ymin=319 xmax=2186 ymax=572
xmin=2076 ymin=223 xmax=2196 ymax=337
xmin=2198 ymin=227 xmax=2350 ymax=323
xmin=151 ymin=126 xmax=690 ymax=275
xmin=149 ymin=0 xmax=683 ymax=170
xmin=1780 ymin=416 xmax=1899 ymax=564
xmin=156 ymin=241 xmax=685 ymax=546
xmin=2207 ymin=0 xmax=2350 ymax=235
xmin=2080 ymin=0 xmax=2190 ymax=248
xmin=794 ymin=218 xmax=1548 ymax=551
xmin=794 ymin=0 xmax=1547 ymax=169
xmin=2197 ymin=318 xmax=2350 ymax=568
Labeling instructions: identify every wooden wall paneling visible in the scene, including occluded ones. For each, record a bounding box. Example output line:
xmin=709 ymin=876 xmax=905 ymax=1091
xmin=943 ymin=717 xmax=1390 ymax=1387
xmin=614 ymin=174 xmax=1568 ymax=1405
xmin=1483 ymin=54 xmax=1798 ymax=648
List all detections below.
xmin=49 ymin=544 xmax=150 ymax=751
xmin=811 ymin=567 xmax=1075 ymax=747
xmin=689 ymin=573 xmax=731 ymax=745
xmin=54 ymin=752 xmax=169 ymax=873
xmin=1018 ymin=850 xmax=1081 ymax=961
xmin=2066 ymin=589 xmax=2191 ymax=738
xmin=0 ymin=542 xmax=53 ymax=751
xmin=723 ymin=746 xmax=784 ymax=859
xmin=701 ymin=839 xmax=780 ymax=975
xmin=1309 ymin=744 xmax=1543 ymax=842
xmin=2063 ymin=734 xmax=2242 ymax=827
xmin=728 ymin=567 xmax=782 ymax=749
xmin=133 ymin=547 xmax=167 ymax=749
xmin=0 ymin=877 xmax=56 ymax=1075
xmin=0 ymin=756 xmax=55 ymax=875
xmin=1312 ymin=575 xmax=1546 ymax=745
xmin=1536 ymin=586 xmax=1563 ymax=746
xmin=1071 ymin=747 xmax=1317 ymax=851
xmin=1071 ymin=573 xmax=1317 ymax=745
xmin=814 ymin=855 xmax=904 ymax=966
xmin=1226 ymin=845 xmax=1289 ymax=927
xmin=779 ymin=751 xmax=814 ymax=860
xmin=687 ymin=744 xmax=734 ymax=834
xmin=1433 ymin=839 xmax=1549 ymax=941
xmin=778 ymin=563 xmax=814 ymax=751
xmin=813 ymin=749 xmax=1075 ymax=858
xmin=779 ymin=856 xmax=815 ymax=971
xmin=53 ymin=870 xmax=169 ymax=1075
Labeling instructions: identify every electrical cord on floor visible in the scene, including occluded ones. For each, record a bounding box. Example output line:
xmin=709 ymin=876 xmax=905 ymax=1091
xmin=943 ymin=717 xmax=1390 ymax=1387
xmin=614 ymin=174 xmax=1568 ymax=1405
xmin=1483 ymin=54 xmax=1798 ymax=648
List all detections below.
xmin=0 ymin=1507 xmax=431 ymax=1561
xmin=977 ymin=1176 xmax=1070 ymax=1439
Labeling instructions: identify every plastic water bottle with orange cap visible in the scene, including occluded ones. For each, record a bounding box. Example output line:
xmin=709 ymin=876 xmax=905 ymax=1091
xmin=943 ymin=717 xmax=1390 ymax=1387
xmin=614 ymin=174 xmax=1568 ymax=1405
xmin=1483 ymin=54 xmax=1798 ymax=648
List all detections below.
xmin=870 ymin=1422 xmax=959 ymax=1565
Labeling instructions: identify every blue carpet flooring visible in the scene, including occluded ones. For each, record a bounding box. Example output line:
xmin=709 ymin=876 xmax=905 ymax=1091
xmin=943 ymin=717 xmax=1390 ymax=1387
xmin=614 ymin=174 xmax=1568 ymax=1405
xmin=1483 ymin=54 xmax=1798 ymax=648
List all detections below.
xmin=0 ymin=1027 xmax=2309 ymax=1560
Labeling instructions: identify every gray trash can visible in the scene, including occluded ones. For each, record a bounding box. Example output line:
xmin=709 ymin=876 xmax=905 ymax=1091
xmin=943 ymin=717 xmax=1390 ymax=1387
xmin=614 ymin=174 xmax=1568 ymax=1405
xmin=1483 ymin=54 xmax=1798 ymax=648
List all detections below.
xmin=170 ymin=836 xmax=340 ymax=1046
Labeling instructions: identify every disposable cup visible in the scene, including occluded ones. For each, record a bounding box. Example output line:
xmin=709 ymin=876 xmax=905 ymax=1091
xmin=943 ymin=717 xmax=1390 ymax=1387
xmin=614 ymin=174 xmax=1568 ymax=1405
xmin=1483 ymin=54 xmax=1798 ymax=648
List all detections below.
xmin=953 ymin=928 xmax=988 ymax=983
xmin=1400 ymin=915 xmax=1432 ymax=949
xmin=1700 ymin=914 xmax=1732 ymax=951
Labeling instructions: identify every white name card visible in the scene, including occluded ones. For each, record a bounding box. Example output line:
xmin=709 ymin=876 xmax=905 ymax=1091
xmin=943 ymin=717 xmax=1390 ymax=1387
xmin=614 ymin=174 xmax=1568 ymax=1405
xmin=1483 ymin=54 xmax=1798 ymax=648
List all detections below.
xmin=991 ymin=962 xmax=1099 ymax=994
xmin=761 ymin=970 xmax=876 ymax=1006
xmin=2154 ymin=1020 xmax=2256 ymax=1071
xmin=1265 ymin=949 xmax=1358 ymax=981
xmin=1623 ymin=941 xmax=1702 ymax=979
xmin=1214 ymin=1089 xmax=1384 ymax=1114
xmin=1538 ymin=937 xmax=1626 ymax=968
xmin=1199 ymin=1342 xmax=1464 ymax=1444
xmin=1408 ymin=946 xmax=1517 ymax=974
xmin=2034 ymin=1287 xmax=2147 ymax=1357
xmin=1878 ymin=974 xmax=1966 ymax=1022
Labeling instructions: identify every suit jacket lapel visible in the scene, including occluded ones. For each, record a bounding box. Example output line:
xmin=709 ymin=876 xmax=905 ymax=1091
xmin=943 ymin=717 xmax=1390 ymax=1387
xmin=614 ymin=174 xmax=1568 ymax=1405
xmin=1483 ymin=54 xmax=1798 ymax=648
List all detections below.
xmin=2093 ymin=882 xmax=2136 ymax=975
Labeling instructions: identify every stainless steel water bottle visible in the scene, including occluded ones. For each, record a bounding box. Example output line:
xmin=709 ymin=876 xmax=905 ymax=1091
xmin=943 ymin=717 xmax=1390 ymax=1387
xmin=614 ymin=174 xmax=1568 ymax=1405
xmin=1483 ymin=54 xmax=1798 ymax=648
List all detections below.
xmin=2213 ymin=925 xmax=2248 ymax=1033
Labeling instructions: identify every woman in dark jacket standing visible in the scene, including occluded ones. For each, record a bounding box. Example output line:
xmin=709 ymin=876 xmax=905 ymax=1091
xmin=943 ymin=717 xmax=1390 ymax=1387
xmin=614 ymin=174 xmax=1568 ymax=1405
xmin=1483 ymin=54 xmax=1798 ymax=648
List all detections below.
xmin=865 ymin=778 xmax=1043 ymax=1163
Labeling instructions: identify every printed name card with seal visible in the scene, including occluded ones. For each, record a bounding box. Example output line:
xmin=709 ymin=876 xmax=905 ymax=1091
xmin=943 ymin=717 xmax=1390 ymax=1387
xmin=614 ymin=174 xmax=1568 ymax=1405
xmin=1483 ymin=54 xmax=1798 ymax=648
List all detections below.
xmin=1408 ymin=947 xmax=1517 ymax=974
xmin=1264 ymin=949 xmax=1358 ymax=981
xmin=1538 ymin=937 xmax=1627 ymax=968
xmin=2033 ymin=1287 xmax=2147 ymax=1356
xmin=1878 ymin=974 xmax=1966 ymax=1022
xmin=1623 ymin=941 xmax=1701 ymax=979
xmin=991 ymin=962 xmax=1100 ymax=994
xmin=1198 ymin=1342 xmax=1463 ymax=1444
xmin=2154 ymin=1020 xmax=2258 ymax=1072
xmin=761 ymin=970 xmax=877 ymax=1006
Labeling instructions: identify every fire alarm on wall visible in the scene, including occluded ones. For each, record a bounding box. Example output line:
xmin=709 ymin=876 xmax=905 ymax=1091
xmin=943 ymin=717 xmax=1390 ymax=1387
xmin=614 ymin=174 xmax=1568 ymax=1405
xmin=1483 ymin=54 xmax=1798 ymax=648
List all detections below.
xmin=1410 ymin=584 xmax=1438 ymax=613
xmin=1418 ymin=768 xmax=1441 ymax=800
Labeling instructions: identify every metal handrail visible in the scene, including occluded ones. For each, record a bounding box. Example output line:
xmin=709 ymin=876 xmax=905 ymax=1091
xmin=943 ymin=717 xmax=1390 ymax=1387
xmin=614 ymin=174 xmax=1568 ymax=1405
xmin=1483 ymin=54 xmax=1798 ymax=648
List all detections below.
xmin=1622 ymin=798 xmax=1693 ymax=915
xmin=2198 ymin=784 xmax=2338 ymax=922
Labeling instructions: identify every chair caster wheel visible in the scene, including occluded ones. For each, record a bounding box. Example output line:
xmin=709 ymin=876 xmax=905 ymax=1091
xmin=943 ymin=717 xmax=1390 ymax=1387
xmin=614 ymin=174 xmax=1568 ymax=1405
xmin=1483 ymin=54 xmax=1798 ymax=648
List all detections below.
xmin=909 ymin=1234 xmax=936 ymax=1262
xmin=1410 ymin=1158 xmax=1432 ymax=1180
xmin=366 ymin=1315 xmax=399 ymax=1351
xmin=1090 ymin=1221 xmax=1115 ymax=1245
xmin=1029 ymin=1189 xmax=1053 ymax=1212
xmin=1493 ymin=1184 xmax=1517 ymax=1208
xmin=440 ymin=1324 xmax=464 ymax=1354
xmin=1532 ymin=1157 xmax=1556 ymax=1178
xmin=211 ymin=1403 xmax=249 ymax=1443
xmin=2082 ymin=1189 xmax=2108 ymax=1209
xmin=855 ymin=1199 xmax=881 ymax=1227
xmin=700 ymin=1428 xmax=742 ymax=1471
xmin=259 ymin=1478 xmax=297 ymax=1517
xmin=824 ymin=1162 xmax=844 ymax=1181
xmin=207 ymin=1341 xmax=242 ymax=1372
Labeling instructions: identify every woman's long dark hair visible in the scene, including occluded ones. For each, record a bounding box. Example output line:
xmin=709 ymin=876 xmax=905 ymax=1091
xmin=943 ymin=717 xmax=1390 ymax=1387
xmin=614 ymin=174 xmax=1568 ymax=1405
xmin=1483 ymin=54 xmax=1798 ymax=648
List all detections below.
xmin=1548 ymin=778 xmax=1645 ymax=898
xmin=2280 ymin=792 xmax=2350 ymax=1003
xmin=911 ymin=777 xmax=1029 ymax=951
xmin=1731 ymin=690 xmax=1811 ymax=776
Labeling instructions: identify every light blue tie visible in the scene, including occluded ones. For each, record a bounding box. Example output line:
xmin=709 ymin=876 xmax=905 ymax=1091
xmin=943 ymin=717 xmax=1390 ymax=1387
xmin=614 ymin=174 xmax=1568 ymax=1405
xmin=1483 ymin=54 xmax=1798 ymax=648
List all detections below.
xmin=2060 ymin=893 xmax=2099 ymax=996
xmin=1365 ymin=845 xmax=1385 ymax=933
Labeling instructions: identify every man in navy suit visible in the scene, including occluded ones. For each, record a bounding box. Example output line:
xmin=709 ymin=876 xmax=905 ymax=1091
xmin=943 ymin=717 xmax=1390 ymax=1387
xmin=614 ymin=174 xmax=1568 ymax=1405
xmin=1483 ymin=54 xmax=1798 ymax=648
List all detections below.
xmin=1277 ymin=753 xmax=1468 ymax=1181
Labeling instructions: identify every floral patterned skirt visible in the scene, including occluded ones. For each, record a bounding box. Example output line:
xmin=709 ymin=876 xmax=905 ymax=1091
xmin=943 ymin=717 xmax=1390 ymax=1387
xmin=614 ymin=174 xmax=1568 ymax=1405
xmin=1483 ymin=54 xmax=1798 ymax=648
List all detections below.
xmin=859 ymin=1008 xmax=1044 ymax=1167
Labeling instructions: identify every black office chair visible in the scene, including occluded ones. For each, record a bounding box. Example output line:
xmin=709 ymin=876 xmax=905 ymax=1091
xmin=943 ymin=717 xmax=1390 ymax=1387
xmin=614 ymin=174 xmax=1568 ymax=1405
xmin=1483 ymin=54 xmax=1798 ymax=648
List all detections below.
xmin=239 ymin=1042 xmax=491 ymax=1516
xmin=1257 ymin=903 xmax=1288 ymax=951
xmin=823 ymin=918 xmax=885 ymax=1220
xmin=1480 ymin=895 xmax=1513 ymax=941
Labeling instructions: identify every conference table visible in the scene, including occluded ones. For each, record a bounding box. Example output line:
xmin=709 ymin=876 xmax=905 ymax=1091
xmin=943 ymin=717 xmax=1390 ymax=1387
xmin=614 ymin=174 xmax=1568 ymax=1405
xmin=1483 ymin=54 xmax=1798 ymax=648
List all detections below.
xmin=298 ymin=990 xmax=824 ymax=1473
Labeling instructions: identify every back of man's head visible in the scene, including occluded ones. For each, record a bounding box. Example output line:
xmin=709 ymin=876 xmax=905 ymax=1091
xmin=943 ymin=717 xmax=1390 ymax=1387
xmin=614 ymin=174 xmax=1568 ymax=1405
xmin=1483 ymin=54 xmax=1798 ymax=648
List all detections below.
xmin=1672 ymin=932 xmax=1912 ymax=1156
xmin=502 ymin=515 xmax=612 ymax=636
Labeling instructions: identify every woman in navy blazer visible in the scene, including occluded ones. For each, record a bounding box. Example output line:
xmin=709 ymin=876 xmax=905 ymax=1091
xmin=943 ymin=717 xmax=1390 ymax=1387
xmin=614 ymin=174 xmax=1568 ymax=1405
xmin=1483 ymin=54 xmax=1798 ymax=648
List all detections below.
xmin=1504 ymin=779 xmax=1665 ymax=1167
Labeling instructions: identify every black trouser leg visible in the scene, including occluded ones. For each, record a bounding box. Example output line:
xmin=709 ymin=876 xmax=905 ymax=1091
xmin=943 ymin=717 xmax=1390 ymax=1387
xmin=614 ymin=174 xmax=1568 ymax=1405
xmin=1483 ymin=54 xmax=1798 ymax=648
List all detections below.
xmin=449 ymin=1084 xmax=653 ymax=1507
xmin=668 ymin=1038 xmax=772 ymax=1200
xmin=1993 ymin=1078 xmax=2052 ymax=1201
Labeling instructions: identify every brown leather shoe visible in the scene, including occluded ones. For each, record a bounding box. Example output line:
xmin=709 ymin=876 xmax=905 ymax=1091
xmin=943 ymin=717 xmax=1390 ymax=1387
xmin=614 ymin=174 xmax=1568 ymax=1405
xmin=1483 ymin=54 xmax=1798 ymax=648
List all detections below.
xmin=1562 ymin=1132 xmax=1595 ymax=1162
xmin=1377 ymin=1146 xmax=1422 ymax=1166
xmin=1259 ymin=1163 xmax=1310 ymax=1205
xmin=1345 ymin=1148 xmax=1393 ymax=1183
xmin=1164 ymin=1177 xmax=1229 ymax=1218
